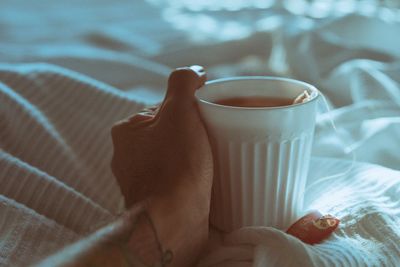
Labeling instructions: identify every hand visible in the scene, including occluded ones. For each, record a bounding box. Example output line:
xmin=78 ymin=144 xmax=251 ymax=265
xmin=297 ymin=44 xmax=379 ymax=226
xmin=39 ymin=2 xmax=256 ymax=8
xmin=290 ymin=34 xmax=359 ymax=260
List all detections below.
xmin=111 ymin=66 xmax=213 ymax=266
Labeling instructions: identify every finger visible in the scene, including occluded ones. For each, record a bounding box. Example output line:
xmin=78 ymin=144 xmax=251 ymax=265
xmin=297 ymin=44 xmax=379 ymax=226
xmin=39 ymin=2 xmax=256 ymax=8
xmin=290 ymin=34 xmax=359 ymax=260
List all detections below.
xmin=142 ymin=105 xmax=160 ymax=114
xmin=128 ymin=112 xmax=154 ymax=124
xmin=164 ymin=65 xmax=207 ymax=103
xmin=118 ymin=105 xmax=159 ymax=126
xmin=113 ymin=111 xmax=155 ymax=131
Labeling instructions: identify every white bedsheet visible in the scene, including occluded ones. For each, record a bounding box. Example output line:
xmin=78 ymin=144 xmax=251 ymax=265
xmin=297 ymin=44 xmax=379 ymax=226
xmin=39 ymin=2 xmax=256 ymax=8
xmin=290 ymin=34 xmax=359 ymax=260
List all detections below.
xmin=0 ymin=1 xmax=399 ymax=266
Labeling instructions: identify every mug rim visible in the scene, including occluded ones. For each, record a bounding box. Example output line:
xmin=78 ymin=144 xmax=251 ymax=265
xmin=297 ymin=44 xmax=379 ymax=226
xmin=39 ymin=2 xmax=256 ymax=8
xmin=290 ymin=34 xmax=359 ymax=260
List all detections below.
xmin=195 ymin=76 xmax=320 ymax=110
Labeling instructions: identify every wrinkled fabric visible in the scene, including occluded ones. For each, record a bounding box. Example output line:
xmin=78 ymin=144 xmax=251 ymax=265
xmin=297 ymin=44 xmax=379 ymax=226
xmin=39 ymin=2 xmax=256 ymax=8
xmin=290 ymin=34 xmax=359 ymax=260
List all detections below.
xmin=0 ymin=1 xmax=399 ymax=266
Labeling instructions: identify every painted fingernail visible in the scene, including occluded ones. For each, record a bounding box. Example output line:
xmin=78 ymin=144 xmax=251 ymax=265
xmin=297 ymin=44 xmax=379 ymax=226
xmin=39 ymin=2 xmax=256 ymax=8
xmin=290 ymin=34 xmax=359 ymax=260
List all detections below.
xmin=286 ymin=211 xmax=340 ymax=245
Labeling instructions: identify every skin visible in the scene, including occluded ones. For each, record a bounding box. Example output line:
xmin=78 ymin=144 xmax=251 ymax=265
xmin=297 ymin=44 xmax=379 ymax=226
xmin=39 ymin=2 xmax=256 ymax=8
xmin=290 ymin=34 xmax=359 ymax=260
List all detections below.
xmin=34 ymin=66 xmax=335 ymax=267
xmin=37 ymin=66 xmax=214 ymax=267
xmin=111 ymin=65 xmax=213 ymax=265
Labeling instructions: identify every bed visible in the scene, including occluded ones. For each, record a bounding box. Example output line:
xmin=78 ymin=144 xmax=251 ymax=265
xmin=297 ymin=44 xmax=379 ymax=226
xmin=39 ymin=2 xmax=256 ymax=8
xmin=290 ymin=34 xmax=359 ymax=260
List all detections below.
xmin=1 ymin=0 xmax=399 ymax=266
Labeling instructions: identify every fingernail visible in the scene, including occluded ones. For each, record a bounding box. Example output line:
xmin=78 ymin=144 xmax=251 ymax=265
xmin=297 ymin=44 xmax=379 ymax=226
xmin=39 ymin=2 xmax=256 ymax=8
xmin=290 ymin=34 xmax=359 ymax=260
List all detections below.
xmin=190 ymin=65 xmax=205 ymax=75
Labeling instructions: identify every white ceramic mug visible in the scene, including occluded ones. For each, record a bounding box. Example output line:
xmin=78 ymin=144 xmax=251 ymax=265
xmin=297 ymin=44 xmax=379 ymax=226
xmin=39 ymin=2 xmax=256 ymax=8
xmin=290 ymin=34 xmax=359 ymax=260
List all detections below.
xmin=195 ymin=77 xmax=320 ymax=232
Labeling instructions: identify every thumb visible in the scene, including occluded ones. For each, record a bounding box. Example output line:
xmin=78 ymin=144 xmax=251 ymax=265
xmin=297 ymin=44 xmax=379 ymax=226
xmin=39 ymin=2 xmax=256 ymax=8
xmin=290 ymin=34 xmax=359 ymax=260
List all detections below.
xmin=163 ymin=65 xmax=207 ymax=105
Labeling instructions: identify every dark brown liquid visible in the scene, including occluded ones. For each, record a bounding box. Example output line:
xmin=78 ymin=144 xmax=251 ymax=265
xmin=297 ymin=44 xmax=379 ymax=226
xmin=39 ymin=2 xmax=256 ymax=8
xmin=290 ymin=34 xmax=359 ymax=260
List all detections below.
xmin=214 ymin=96 xmax=293 ymax=108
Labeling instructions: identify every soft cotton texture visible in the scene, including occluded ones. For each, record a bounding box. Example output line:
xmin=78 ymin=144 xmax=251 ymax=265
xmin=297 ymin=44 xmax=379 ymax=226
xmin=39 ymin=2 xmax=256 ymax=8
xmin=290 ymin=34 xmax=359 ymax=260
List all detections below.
xmin=0 ymin=1 xmax=400 ymax=266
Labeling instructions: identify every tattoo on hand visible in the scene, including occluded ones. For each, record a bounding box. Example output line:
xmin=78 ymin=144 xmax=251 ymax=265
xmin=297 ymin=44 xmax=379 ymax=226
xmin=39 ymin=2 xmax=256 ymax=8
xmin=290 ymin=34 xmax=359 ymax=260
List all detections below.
xmin=121 ymin=210 xmax=173 ymax=267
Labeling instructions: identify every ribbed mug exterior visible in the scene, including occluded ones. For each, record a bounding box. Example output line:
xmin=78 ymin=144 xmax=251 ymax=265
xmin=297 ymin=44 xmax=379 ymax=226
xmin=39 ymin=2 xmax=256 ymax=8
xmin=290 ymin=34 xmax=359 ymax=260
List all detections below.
xmin=210 ymin=133 xmax=313 ymax=231
xmin=196 ymin=77 xmax=319 ymax=232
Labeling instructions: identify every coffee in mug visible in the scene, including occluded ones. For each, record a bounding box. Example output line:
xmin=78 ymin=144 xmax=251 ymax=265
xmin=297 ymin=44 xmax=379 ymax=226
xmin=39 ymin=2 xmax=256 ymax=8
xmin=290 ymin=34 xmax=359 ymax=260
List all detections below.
xmin=214 ymin=96 xmax=294 ymax=108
